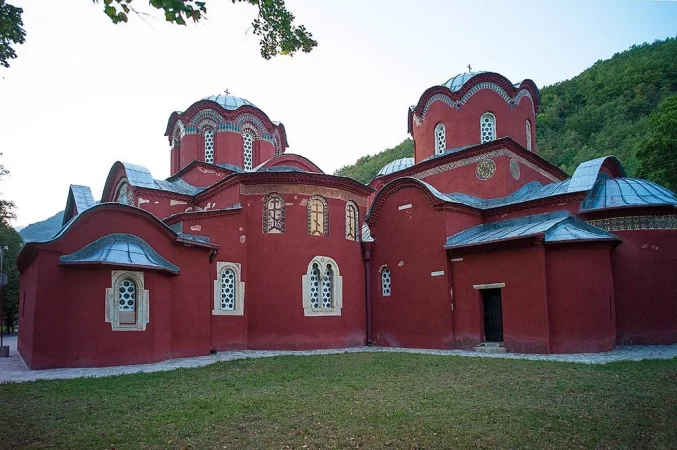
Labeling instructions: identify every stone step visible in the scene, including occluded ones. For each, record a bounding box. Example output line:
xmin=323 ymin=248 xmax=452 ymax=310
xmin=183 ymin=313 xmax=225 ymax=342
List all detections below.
xmin=474 ymin=342 xmax=507 ymax=353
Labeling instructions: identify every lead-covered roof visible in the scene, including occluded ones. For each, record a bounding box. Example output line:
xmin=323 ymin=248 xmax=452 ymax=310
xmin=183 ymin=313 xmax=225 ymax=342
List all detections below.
xmin=59 ymin=233 xmax=180 ymax=274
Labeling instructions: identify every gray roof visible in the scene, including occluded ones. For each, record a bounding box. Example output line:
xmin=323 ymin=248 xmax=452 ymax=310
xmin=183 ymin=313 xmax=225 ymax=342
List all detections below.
xmin=445 ymin=211 xmax=617 ymax=249
xmin=581 ymin=177 xmax=677 ymax=212
xmin=70 ymin=185 xmax=97 ymax=212
xmin=59 ymin=233 xmax=180 ymax=274
xmin=117 ymin=162 xmax=205 ymax=196
xmin=443 ymin=179 xmax=571 ymax=210
xmin=567 ymin=156 xmax=626 ymax=193
xmin=202 ymin=94 xmax=256 ymax=111
xmin=377 ymin=158 xmax=415 ymax=176
xmin=442 ymin=71 xmax=487 ymax=92
xmin=120 ymin=162 xmax=157 ymax=189
xmin=153 ymin=178 xmax=205 ymax=196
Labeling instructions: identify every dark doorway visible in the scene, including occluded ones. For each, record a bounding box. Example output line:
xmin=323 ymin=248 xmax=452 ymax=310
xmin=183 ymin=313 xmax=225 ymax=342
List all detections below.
xmin=482 ymin=288 xmax=503 ymax=342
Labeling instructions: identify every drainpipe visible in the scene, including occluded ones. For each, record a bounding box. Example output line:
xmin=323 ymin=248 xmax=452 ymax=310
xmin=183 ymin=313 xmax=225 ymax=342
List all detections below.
xmin=363 ymin=242 xmax=373 ymax=345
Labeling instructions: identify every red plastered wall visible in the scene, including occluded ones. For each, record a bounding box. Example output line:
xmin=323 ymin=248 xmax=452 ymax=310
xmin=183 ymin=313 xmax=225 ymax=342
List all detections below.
xmin=545 ymin=245 xmax=616 ymax=353
xmin=133 ymin=189 xmax=193 ymax=220
xmin=178 ymin=164 xmax=233 ymax=188
xmin=243 ymin=191 xmax=367 ymax=350
xmin=612 ymin=229 xmax=677 ymax=344
xmin=20 ymin=206 xmax=213 ymax=369
xmin=413 ymin=89 xmax=536 ymax=163
xmin=420 ymin=154 xmax=554 ymax=198
xmin=179 ymin=212 xmax=249 ymax=351
xmin=450 ymin=244 xmax=550 ymax=353
xmin=16 ymin=255 xmax=39 ymax=367
xmin=369 ymin=187 xmax=476 ymax=349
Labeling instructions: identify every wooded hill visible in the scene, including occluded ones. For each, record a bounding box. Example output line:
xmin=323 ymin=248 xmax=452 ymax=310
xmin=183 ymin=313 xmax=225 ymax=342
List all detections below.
xmin=335 ymin=38 xmax=677 ymax=187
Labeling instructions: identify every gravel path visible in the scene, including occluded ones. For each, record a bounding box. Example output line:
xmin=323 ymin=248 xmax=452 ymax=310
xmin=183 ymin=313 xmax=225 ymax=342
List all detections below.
xmin=1 ymin=335 xmax=676 ymax=384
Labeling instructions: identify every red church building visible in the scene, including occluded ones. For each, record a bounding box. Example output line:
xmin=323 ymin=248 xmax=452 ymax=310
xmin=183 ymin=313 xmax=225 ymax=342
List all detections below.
xmin=17 ymin=73 xmax=677 ymax=369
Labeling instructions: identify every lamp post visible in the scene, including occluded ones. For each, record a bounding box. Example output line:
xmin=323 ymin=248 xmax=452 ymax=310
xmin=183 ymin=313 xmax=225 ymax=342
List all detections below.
xmin=0 ymin=245 xmax=8 ymax=357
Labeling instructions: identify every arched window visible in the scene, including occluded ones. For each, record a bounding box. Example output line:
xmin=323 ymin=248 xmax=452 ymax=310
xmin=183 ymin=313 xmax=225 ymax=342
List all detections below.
xmin=526 ymin=120 xmax=532 ymax=151
xmin=345 ymin=202 xmax=358 ymax=241
xmin=203 ymin=127 xmax=215 ymax=164
xmin=118 ymin=277 xmax=136 ymax=324
xmin=105 ymin=270 xmax=149 ymax=331
xmin=213 ymin=262 xmax=244 ymax=315
xmin=322 ymin=264 xmax=334 ymax=308
xmin=116 ymin=181 xmax=133 ymax=206
xmin=480 ymin=113 xmax=496 ymax=144
xmin=302 ymin=256 xmax=343 ymax=316
xmin=434 ymin=123 xmax=446 ymax=155
xmin=263 ymin=193 xmax=285 ymax=233
xmin=220 ymin=268 xmax=236 ymax=310
xmin=308 ymin=196 xmax=329 ymax=236
xmin=242 ymin=130 xmax=255 ymax=170
xmin=381 ymin=267 xmax=391 ymax=297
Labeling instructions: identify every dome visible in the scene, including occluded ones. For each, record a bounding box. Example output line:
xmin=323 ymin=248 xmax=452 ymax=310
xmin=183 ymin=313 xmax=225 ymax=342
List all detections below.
xmin=377 ymin=157 xmax=415 ymax=176
xmin=442 ymin=71 xmax=487 ymax=92
xmin=202 ymin=94 xmax=257 ymax=111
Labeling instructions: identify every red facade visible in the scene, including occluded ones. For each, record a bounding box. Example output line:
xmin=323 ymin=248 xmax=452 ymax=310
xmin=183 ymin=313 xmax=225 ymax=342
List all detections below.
xmin=17 ymin=78 xmax=677 ymax=369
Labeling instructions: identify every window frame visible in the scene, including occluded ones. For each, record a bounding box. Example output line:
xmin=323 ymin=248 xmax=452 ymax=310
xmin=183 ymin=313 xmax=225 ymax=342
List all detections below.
xmin=263 ymin=193 xmax=286 ymax=234
xmin=241 ymin=129 xmax=256 ymax=171
xmin=105 ymin=270 xmax=149 ymax=331
xmin=213 ymin=262 xmax=245 ymax=316
xmin=526 ymin=119 xmax=532 ymax=151
xmin=307 ymin=195 xmax=329 ymax=237
xmin=380 ymin=265 xmax=392 ymax=297
xmin=345 ymin=201 xmax=359 ymax=241
xmin=202 ymin=126 xmax=216 ymax=164
xmin=480 ymin=112 xmax=496 ymax=144
xmin=302 ymin=256 xmax=343 ymax=316
xmin=434 ymin=122 xmax=446 ymax=155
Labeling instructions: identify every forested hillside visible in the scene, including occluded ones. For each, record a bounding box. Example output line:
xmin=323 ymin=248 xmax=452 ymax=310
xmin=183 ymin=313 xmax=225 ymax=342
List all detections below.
xmin=335 ymin=38 xmax=677 ymax=186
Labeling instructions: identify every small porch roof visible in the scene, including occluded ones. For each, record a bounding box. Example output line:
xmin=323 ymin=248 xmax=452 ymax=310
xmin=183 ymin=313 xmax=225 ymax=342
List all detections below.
xmin=59 ymin=233 xmax=180 ymax=274
xmin=444 ymin=211 xmax=618 ymax=250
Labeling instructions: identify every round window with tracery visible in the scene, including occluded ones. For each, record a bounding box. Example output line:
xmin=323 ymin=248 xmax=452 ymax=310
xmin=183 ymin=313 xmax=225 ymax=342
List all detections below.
xmin=476 ymin=159 xmax=497 ymax=180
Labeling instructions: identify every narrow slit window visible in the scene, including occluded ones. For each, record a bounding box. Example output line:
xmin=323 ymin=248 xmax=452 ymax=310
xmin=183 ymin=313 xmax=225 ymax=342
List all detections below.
xmin=204 ymin=127 xmax=215 ymax=163
xmin=345 ymin=202 xmax=358 ymax=241
xmin=435 ymin=123 xmax=446 ymax=155
xmin=526 ymin=120 xmax=532 ymax=151
xmin=480 ymin=113 xmax=496 ymax=143
xmin=242 ymin=130 xmax=255 ymax=170
xmin=381 ymin=268 xmax=391 ymax=297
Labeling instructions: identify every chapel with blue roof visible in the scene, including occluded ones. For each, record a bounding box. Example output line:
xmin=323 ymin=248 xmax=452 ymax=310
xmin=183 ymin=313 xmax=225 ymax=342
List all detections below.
xmin=16 ymin=71 xmax=677 ymax=369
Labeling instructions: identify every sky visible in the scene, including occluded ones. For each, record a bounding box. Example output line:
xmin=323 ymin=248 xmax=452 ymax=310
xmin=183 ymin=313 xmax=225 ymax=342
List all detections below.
xmin=1 ymin=0 xmax=676 ymax=227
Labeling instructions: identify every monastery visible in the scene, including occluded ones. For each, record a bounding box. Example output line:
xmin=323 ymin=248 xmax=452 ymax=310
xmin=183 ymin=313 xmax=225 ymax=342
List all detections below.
xmin=17 ymin=72 xmax=677 ymax=369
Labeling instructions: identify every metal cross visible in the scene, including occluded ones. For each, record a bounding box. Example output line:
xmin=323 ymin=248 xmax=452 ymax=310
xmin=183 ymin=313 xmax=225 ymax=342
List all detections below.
xmin=224 ymin=88 xmax=230 ymax=95
xmin=468 ymin=64 xmax=472 ymax=73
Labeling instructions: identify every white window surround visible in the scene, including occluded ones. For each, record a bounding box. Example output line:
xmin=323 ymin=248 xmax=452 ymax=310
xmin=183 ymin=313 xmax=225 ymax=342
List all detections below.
xmin=213 ymin=262 xmax=245 ymax=316
xmin=434 ymin=123 xmax=446 ymax=155
xmin=380 ymin=266 xmax=391 ymax=297
xmin=242 ymin=130 xmax=255 ymax=170
xmin=105 ymin=270 xmax=149 ymax=331
xmin=345 ymin=201 xmax=358 ymax=241
xmin=480 ymin=112 xmax=496 ymax=143
xmin=203 ymin=127 xmax=215 ymax=164
xmin=526 ymin=120 xmax=532 ymax=151
xmin=302 ymin=256 xmax=343 ymax=316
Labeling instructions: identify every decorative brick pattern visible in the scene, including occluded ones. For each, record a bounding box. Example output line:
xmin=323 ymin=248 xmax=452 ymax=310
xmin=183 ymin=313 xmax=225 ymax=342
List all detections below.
xmin=588 ymin=215 xmax=677 ymax=231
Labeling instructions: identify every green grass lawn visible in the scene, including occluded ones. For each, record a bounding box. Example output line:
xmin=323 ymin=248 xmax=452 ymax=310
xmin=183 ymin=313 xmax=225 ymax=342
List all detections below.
xmin=0 ymin=353 xmax=676 ymax=449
